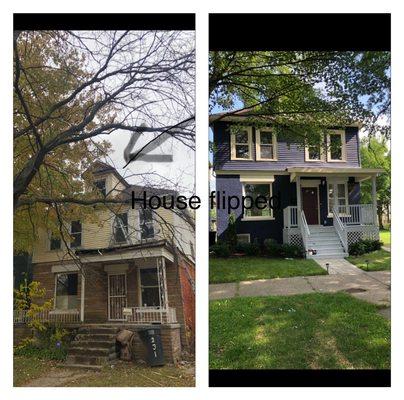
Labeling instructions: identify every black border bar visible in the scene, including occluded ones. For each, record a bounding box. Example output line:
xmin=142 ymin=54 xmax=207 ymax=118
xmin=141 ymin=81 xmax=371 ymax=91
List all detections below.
xmin=209 ymin=13 xmax=390 ymax=51
xmin=210 ymin=369 xmax=391 ymax=387
xmin=14 ymin=13 xmax=195 ymax=31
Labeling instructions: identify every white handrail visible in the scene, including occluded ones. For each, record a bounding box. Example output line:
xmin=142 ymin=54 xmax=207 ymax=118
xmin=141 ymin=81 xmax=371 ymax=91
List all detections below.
xmin=299 ymin=209 xmax=310 ymax=254
xmin=333 ymin=206 xmax=348 ymax=253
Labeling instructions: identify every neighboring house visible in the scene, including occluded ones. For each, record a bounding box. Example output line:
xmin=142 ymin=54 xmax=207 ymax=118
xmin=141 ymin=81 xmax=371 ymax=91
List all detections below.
xmin=15 ymin=161 xmax=195 ymax=364
xmin=211 ymin=113 xmax=383 ymax=259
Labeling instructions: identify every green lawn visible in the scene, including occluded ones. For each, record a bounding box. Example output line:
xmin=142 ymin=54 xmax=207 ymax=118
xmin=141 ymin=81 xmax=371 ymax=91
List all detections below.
xmin=14 ymin=356 xmax=58 ymax=386
xmin=347 ymin=249 xmax=391 ymax=271
xmin=210 ymin=256 xmax=327 ymax=284
xmin=210 ymin=293 xmax=390 ymax=369
xmin=380 ymin=229 xmax=391 ymax=246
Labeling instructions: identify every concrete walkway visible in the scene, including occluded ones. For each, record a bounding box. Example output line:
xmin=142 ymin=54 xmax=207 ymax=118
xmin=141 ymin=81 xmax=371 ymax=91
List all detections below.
xmin=209 ymin=270 xmax=390 ymax=306
xmin=315 ymin=258 xmax=365 ymax=275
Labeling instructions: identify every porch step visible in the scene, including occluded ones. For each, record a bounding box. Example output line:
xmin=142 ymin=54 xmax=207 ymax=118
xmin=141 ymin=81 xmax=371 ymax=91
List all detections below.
xmin=308 ymin=252 xmax=348 ymax=259
xmin=64 ymin=325 xmax=120 ymax=368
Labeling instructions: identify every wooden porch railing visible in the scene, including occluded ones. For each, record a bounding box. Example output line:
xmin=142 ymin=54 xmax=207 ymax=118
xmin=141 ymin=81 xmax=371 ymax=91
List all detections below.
xmin=284 ymin=206 xmax=298 ymax=228
xmin=298 ymin=209 xmax=310 ymax=253
xmin=335 ymin=204 xmax=376 ymax=226
xmin=13 ymin=309 xmax=80 ymax=324
xmin=124 ymin=307 xmax=177 ymax=324
xmin=332 ymin=206 xmax=348 ymax=253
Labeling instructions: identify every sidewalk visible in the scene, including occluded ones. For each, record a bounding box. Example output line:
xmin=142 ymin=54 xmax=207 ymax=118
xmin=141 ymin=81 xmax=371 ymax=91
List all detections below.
xmin=209 ymin=270 xmax=390 ymax=306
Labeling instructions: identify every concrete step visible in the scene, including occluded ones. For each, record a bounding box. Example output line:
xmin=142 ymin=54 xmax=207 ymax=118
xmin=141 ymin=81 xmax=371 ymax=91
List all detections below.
xmin=309 ymin=253 xmax=348 ymax=259
xmin=70 ymin=340 xmax=115 ymax=350
xmin=75 ymin=333 xmax=117 ymax=341
xmin=308 ymin=238 xmax=341 ymax=245
xmin=68 ymin=347 xmax=113 ymax=357
xmin=58 ymin=363 xmax=103 ymax=371
xmin=66 ymin=355 xmax=110 ymax=366
xmin=307 ymin=243 xmax=343 ymax=250
xmin=78 ymin=327 xmax=120 ymax=335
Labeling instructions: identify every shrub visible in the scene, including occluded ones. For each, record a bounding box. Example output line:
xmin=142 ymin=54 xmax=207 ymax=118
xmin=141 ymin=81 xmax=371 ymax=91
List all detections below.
xmin=263 ymin=239 xmax=282 ymax=257
xmin=349 ymin=239 xmax=383 ymax=256
xmin=225 ymin=213 xmax=237 ymax=251
xmin=210 ymin=242 xmax=231 ymax=258
xmin=235 ymin=242 xmax=260 ymax=256
xmin=280 ymin=244 xmax=304 ymax=258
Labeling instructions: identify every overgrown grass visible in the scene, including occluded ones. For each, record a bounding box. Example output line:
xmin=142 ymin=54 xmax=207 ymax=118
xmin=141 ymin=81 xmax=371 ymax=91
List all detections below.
xmin=347 ymin=249 xmax=391 ymax=271
xmin=210 ymin=256 xmax=327 ymax=284
xmin=210 ymin=292 xmax=390 ymax=369
xmin=14 ymin=356 xmax=58 ymax=386
xmin=380 ymin=229 xmax=391 ymax=246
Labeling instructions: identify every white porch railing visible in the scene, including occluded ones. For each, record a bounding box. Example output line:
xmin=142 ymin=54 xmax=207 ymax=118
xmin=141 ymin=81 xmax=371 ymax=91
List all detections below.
xmin=332 ymin=206 xmax=348 ymax=253
xmin=335 ymin=204 xmax=376 ymax=226
xmin=284 ymin=206 xmax=298 ymax=228
xmin=125 ymin=307 xmax=177 ymax=324
xmin=13 ymin=309 xmax=80 ymax=324
xmin=298 ymin=209 xmax=310 ymax=253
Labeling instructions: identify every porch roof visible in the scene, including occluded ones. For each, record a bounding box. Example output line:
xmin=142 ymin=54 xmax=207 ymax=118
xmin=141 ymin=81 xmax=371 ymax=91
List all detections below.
xmin=287 ymin=167 xmax=384 ymax=182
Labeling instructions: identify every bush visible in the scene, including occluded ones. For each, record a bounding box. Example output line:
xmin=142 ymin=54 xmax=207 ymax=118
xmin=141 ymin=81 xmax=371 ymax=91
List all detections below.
xmin=263 ymin=239 xmax=304 ymax=258
xmin=235 ymin=242 xmax=260 ymax=256
xmin=210 ymin=242 xmax=231 ymax=258
xmin=263 ymin=239 xmax=282 ymax=257
xmin=349 ymin=239 xmax=383 ymax=256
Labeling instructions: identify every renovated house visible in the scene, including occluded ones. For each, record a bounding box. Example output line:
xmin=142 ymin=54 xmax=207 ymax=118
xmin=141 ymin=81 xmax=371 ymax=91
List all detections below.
xmin=14 ymin=161 xmax=195 ymax=365
xmin=211 ymin=113 xmax=383 ymax=259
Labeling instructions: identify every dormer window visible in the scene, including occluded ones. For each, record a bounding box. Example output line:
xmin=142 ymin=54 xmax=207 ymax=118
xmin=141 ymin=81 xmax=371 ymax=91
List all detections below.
xmin=327 ymin=130 xmax=346 ymax=162
xmin=256 ymin=129 xmax=277 ymax=161
xmin=94 ymin=179 xmax=106 ymax=197
xmin=230 ymin=127 xmax=253 ymax=160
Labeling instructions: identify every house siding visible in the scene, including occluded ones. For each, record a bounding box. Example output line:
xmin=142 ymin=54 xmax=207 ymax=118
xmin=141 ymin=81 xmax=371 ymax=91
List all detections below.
xmin=213 ymin=122 xmax=360 ymax=171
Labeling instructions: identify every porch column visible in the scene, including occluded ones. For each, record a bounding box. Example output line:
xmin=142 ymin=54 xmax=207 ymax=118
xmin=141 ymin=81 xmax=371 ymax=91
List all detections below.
xmin=296 ymin=176 xmax=301 ymax=226
xmin=157 ymin=257 xmax=168 ymax=309
xmin=333 ymin=182 xmax=338 ymax=214
xmin=80 ymin=272 xmax=85 ymax=322
xmin=372 ymin=175 xmax=378 ymax=226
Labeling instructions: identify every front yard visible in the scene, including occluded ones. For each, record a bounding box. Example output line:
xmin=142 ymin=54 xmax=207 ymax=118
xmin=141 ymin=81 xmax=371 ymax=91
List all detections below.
xmin=14 ymin=356 xmax=195 ymax=387
xmin=347 ymin=249 xmax=391 ymax=271
xmin=210 ymin=256 xmax=327 ymax=284
xmin=210 ymin=292 xmax=390 ymax=369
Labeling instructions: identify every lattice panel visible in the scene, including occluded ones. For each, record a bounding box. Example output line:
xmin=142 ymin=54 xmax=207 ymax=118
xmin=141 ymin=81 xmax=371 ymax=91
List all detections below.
xmin=288 ymin=233 xmax=303 ymax=248
xmin=347 ymin=227 xmax=379 ymax=246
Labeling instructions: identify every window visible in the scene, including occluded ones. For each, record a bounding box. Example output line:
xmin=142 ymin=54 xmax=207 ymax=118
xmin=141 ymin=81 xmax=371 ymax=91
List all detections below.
xmin=243 ymin=183 xmax=273 ymax=219
xmin=139 ymin=268 xmax=160 ymax=307
xmin=114 ymin=213 xmax=129 ymax=243
xmin=230 ymin=127 xmax=252 ymax=160
xmin=305 ymin=142 xmax=324 ymax=161
xmin=237 ymin=233 xmax=251 ymax=243
xmin=70 ymin=220 xmax=82 ymax=248
xmin=55 ymin=273 xmax=78 ymax=310
xmin=139 ymin=208 xmax=154 ymax=240
xmin=94 ymin=179 xmax=106 ymax=197
xmin=256 ymin=130 xmax=277 ymax=160
xmin=328 ymin=182 xmax=348 ymax=215
xmin=327 ymin=131 xmax=346 ymax=162
xmin=50 ymin=234 xmax=61 ymax=251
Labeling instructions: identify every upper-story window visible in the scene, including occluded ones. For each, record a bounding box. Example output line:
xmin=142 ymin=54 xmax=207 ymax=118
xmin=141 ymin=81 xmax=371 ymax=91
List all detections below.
xmin=139 ymin=208 xmax=154 ymax=240
xmin=305 ymin=139 xmax=325 ymax=162
xmin=327 ymin=130 xmax=346 ymax=162
xmin=256 ymin=129 xmax=277 ymax=161
xmin=242 ymin=183 xmax=273 ymax=220
xmin=50 ymin=233 xmax=61 ymax=251
xmin=230 ymin=127 xmax=253 ymax=160
xmin=94 ymin=179 xmax=106 ymax=197
xmin=70 ymin=220 xmax=82 ymax=248
xmin=114 ymin=213 xmax=129 ymax=243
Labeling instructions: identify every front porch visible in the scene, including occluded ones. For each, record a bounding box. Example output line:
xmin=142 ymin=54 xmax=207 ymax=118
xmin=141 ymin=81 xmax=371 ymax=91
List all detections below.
xmin=283 ymin=167 xmax=383 ymax=257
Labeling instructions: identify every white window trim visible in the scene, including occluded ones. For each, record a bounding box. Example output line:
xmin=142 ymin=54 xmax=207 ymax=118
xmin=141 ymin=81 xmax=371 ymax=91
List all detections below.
xmin=113 ymin=212 xmax=129 ymax=244
xmin=53 ymin=272 xmax=79 ymax=311
xmin=237 ymin=233 xmax=251 ymax=243
xmin=304 ymin=138 xmax=325 ymax=162
xmin=138 ymin=208 xmax=155 ymax=241
xmin=327 ymin=130 xmax=346 ymax=162
xmin=241 ymin=181 xmax=275 ymax=221
xmin=327 ymin=179 xmax=349 ymax=218
xmin=137 ymin=266 xmax=160 ymax=307
xmin=230 ymin=126 xmax=253 ymax=161
xmin=256 ymin=129 xmax=278 ymax=161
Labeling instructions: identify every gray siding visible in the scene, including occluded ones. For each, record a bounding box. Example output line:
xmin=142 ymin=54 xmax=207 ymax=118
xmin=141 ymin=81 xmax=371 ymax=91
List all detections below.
xmin=213 ymin=122 xmax=360 ymax=171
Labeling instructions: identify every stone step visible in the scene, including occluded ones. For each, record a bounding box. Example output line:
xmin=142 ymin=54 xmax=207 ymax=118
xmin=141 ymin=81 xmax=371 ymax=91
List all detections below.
xmin=58 ymin=363 xmax=103 ymax=371
xmin=66 ymin=355 xmax=110 ymax=366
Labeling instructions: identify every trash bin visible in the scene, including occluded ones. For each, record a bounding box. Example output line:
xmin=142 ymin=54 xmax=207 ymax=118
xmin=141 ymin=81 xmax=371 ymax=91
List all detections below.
xmin=140 ymin=328 xmax=165 ymax=366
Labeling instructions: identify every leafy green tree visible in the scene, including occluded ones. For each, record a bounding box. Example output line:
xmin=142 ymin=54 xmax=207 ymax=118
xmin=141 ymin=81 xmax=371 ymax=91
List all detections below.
xmin=209 ymin=51 xmax=390 ymax=142
xmin=360 ymin=137 xmax=390 ymax=227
